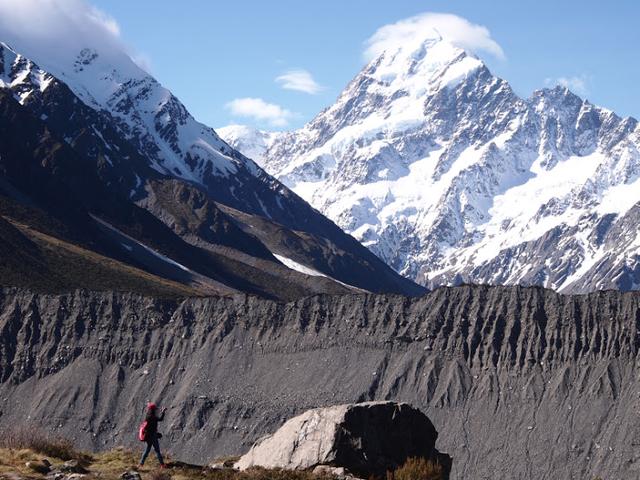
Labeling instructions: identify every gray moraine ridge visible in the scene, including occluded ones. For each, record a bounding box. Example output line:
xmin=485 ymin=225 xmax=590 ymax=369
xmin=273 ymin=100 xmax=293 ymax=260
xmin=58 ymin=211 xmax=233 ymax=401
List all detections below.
xmin=1 ymin=285 xmax=639 ymax=479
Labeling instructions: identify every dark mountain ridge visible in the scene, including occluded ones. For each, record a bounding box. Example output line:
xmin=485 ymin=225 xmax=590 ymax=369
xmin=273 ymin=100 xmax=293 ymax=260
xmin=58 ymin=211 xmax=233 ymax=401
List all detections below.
xmin=0 ymin=42 xmax=422 ymax=299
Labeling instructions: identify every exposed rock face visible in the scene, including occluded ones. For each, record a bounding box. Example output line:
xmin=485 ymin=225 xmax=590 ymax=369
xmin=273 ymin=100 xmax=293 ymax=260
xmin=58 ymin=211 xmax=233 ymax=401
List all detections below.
xmin=1 ymin=286 xmax=640 ymax=479
xmin=235 ymin=402 xmax=451 ymax=478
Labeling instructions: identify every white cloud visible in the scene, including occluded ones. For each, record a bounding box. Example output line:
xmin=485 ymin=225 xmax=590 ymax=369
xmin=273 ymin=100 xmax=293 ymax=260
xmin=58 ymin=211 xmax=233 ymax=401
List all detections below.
xmin=544 ymin=75 xmax=589 ymax=96
xmin=131 ymin=52 xmax=154 ymax=73
xmin=85 ymin=4 xmax=120 ymax=37
xmin=364 ymin=12 xmax=505 ymax=61
xmin=276 ymin=69 xmax=324 ymax=95
xmin=226 ymin=97 xmax=294 ymax=127
xmin=0 ymin=0 xmax=151 ymax=72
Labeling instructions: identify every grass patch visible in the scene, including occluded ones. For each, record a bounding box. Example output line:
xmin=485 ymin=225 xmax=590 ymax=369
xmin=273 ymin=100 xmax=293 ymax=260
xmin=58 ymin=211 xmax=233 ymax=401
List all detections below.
xmin=0 ymin=432 xmax=355 ymax=480
xmin=199 ymin=467 xmax=335 ymax=480
xmin=91 ymin=446 xmax=142 ymax=474
xmin=0 ymin=446 xmax=449 ymax=480
xmin=150 ymin=471 xmax=172 ymax=480
xmin=0 ymin=216 xmax=198 ymax=298
xmin=209 ymin=456 xmax=240 ymax=468
xmin=386 ymin=457 xmax=444 ymax=480
xmin=0 ymin=426 xmax=83 ymax=462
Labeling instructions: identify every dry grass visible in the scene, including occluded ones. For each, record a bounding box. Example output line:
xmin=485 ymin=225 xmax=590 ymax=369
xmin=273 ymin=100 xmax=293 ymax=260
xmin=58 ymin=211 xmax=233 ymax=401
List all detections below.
xmin=201 ymin=467 xmax=335 ymax=480
xmin=0 ymin=448 xmax=448 ymax=480
xmin=0 ymin=426 xmax=84 ymax=462
xmin=90 ymin=446 xmax=142 ymax=475
xmin=150 ymin=471 xmax=172 ymax=480
xmin=0 ymin=446 xmax=91 ymax=478
xmin=386 ymin=457 xmax=444 ymax=480
xmin=0 ymin=435 xmax=347 ymax=480
xmin=2 ymin=218 xmax=199 ymax=298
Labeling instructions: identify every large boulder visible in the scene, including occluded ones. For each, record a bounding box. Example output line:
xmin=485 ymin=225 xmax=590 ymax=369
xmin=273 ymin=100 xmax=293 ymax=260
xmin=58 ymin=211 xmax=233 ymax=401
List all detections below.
xmin=235 ymin=401 xmax=451 ymax=478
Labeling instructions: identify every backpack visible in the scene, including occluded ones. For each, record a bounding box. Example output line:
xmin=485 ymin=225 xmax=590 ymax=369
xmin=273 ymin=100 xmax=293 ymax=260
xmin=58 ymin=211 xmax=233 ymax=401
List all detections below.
xmin=138 ymin=420 xmax=149 ymax=442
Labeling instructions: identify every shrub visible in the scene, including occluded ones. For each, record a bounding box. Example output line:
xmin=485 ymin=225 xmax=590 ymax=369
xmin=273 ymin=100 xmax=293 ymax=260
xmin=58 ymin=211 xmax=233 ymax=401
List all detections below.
xmin=0 ymin=426 xmax=80 ymax=461
xmin=386 ymin=457 xmax=444 ymax=480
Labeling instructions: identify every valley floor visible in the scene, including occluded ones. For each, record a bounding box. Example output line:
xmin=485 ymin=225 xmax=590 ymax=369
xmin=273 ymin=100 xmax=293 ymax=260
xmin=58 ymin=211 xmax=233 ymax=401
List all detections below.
xmin=0 ymin=445 xmax=336 ymax=480
xmin=0 ymin=439 xmax=445 ymax=480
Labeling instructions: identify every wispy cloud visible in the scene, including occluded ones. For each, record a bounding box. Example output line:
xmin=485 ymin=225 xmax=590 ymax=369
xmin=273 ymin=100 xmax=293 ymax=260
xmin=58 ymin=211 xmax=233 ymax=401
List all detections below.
xmin=544 ymin=75 xmax=589 ymax=96
xmin=131 ymin=52 xmax=153 ymax=73
xmin=226 ymin=97 xmax=294 ymax=127
xmin=0 ymin=0 xmax=151 ymax=73
xmin=276 ymin=69 xmax=324 ymax=95
xmin=364 ymin=12 xmax=505 ymax=61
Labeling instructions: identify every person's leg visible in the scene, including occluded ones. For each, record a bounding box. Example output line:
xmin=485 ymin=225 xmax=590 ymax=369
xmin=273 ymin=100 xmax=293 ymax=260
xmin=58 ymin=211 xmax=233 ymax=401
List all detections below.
xmin=152 ymin=437 xmax=165 ymax=465
xmin=139 ymin=441 xmax=152 ymax=465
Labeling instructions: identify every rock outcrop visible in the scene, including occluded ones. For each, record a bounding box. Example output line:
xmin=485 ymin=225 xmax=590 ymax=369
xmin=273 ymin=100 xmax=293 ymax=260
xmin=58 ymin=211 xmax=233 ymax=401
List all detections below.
xmin=235 ymin=402 xmax=451 ymax=478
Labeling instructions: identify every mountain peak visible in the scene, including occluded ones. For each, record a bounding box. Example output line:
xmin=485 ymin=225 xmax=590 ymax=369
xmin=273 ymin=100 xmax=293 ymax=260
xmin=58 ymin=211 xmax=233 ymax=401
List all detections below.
xmin=529 ymin=85 xmax=591 ymax=120
xmin=532 ymin=84 xmax=581 ymax=101
xmin=302 ymin=34 xmax=487 ymax=142
xmin=217 ymin=124 xmax=282 ymax=166
xmin=373 ymin=27 xmax=443 ymax=62
xmin=366 ymin=33 xmax=483 ymax=92
xmin=0 ymin=41 xmax=55 ymax=97
xmin=221 ymin=32 xmax=640 ymax=295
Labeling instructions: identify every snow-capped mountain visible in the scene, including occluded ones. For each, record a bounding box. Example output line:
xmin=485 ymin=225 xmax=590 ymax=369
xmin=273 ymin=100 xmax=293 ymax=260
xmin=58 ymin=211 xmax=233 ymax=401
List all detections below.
xmin=0 ymin=40 xmax=423 ymax=297
xmin=220 ymin=30 xmax=640 ymax=293
xmin=217 ymin=125 xmax=283 ymax=166
xmin=0 ymin=39 xmax=287 ymax=214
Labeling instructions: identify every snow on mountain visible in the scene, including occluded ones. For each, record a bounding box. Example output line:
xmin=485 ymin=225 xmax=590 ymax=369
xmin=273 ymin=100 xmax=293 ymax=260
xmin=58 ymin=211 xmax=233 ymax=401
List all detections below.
xmin=0 ymin=38 xmax=312 ymax=225
xmin=0 ymin=43 xmax=55 ymax=100
xmin=0 ymin=39 xmax=422 ymax=296
xmin=217 ymin=124 xmax=282 ymax=166
xmin=219 ymin=30 xmax=640 ymax=293
xmin=0 ymin=38 xmax=308 ymax=227
xmin=2 ymin=40 xmax=244 ymax=182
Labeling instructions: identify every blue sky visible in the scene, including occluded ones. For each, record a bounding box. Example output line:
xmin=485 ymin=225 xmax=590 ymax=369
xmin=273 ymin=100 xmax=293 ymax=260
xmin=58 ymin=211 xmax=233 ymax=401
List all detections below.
xmin=91 ymin=0 xmax=639 ymax=130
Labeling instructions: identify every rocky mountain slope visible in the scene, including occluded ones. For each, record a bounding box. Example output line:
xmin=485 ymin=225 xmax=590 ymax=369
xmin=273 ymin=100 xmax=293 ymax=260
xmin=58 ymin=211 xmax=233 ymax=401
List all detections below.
xmin=0 ymin=41 xmax=422 ymax=298
xmin=221 ymin=31 xmax=640 ymax=294
xmin=0 ymin=286 xmax=639 ymax=479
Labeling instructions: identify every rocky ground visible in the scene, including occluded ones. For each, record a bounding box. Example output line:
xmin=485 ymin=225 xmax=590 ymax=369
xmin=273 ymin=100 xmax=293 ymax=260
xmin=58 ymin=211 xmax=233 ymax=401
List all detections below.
xmin=0 ymin=285 xmax=638 ymax=479
xmin=0 ymin=445 xmax=334 ymax=480
xmin=0 ymin=441 xmax=444 ymax=480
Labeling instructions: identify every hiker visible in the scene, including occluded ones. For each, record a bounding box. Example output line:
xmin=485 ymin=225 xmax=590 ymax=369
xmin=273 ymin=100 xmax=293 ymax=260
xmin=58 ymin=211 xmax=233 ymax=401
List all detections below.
xmin=139 ymin=402 xmax=167 ymax=468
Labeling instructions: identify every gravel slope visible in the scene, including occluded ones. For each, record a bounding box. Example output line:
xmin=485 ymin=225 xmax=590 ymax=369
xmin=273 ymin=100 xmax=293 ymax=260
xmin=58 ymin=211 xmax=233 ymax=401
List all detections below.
xmin=0 ymin=286 xmax=639 ymax=479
